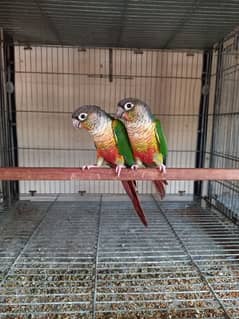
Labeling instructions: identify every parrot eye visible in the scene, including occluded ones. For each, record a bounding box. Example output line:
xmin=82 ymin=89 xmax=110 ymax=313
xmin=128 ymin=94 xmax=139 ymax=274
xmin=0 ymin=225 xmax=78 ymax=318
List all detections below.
xmin=78 ymin=113 xmax=88 ymax=121
xmin=124 ymin=102 xmax=134 ymax=111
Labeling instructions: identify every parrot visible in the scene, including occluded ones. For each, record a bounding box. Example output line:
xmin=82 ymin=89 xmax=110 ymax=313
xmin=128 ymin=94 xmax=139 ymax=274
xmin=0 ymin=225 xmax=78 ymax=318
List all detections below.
xmin=72 ymin=104 xmax=148 ymax=226
xmin=116 ymin=97 xmax=168 ymax=199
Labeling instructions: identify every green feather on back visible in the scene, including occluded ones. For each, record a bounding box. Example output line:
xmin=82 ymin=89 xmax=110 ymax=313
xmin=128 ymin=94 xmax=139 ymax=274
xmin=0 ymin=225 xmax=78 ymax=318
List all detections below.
xmin=112 ymin=119 xmax=135 ymax=167
xmin=154 ymin=118 xmax=168 ymax=158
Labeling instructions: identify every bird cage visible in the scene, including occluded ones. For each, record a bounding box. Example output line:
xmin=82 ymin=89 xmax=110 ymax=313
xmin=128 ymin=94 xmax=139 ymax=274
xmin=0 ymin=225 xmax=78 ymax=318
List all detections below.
xmin=0 ymin=1 xmax=239 ymax=318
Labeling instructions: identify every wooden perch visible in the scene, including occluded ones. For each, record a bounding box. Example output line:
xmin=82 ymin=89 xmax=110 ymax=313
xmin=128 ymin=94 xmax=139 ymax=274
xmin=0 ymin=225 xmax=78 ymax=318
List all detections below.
xmin=0 ymin=168 xmax=239 ymax=181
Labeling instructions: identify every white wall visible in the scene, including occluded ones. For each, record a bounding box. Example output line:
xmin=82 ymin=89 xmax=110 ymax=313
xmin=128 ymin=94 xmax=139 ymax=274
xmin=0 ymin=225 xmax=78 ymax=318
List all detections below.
xmin=15 ymin=46 xmax=202 ymax=194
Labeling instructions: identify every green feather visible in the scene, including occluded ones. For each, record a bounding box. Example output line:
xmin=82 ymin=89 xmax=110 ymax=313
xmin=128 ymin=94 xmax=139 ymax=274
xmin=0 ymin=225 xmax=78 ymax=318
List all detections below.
xmin=112 ymin=119 xmax=135 ymax=167
xmin=154 ymin=118 xmax=168 ymax=158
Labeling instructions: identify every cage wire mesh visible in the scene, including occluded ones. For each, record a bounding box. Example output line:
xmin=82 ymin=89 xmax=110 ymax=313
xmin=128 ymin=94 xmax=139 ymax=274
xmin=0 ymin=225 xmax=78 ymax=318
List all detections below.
xmin=1 ymin=195 xmax=239 ymax=318
xmin=0 ymin=32 xmax=238 ymax=218
xmin=14 ymin=45 xmax=202 ymax=195
xmin=205 ymin=35 xmax=239 ymax=222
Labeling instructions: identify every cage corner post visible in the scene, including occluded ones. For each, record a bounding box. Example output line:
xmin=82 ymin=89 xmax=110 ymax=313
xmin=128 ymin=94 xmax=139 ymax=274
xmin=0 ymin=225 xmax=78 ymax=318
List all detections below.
xmin=0 ymin=29 xmax=19 ymax=207
xmin=207 ymin=41 xmax=224 ymax=209
xmin=194 ymin=49 xmax=213 ymax=198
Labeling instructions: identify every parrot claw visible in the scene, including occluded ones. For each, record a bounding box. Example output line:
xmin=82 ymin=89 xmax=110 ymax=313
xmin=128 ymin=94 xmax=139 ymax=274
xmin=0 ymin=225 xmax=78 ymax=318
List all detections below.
xmin=158 ymin=164 xmax=167 ymax=174
xmin=82 ymin=165 xmax=99 ymax=170
xmin=115 ymin=165 xmax=125 ymax=177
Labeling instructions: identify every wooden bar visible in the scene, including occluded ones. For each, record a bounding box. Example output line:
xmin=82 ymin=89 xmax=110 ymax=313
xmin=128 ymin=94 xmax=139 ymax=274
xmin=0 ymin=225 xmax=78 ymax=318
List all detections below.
xmin=0 ymin=167 xmax=239 ymax=181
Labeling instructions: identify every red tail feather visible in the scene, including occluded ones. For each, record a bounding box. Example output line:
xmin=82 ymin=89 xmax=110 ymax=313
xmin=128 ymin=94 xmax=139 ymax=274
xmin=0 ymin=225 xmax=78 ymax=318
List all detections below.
xmin=153 ymin=180 xmax=167 ymax=199
xmin=121 ymin=180 xmax=148 ymax=227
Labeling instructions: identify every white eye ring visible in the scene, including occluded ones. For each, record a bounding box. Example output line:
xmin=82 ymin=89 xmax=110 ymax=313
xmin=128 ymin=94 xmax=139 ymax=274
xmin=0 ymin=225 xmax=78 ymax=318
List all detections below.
xmin=124 ymin=102 xmax=134 ymax=111
xmin=78 ymin=113 xmax=88 ymax=121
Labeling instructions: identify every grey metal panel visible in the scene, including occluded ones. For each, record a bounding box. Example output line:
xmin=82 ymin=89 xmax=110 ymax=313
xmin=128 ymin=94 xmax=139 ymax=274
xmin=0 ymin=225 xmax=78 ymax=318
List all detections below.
xmin=0 ymin=0 xmax=239 ymax=48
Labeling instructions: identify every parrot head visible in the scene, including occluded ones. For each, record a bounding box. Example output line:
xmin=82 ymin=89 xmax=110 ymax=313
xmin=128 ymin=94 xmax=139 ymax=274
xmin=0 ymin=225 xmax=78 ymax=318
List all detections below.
xmin=116 ymin=97 xmax=151 ymax=123
xmin=72 ymin=105 xmax=108 ymax=134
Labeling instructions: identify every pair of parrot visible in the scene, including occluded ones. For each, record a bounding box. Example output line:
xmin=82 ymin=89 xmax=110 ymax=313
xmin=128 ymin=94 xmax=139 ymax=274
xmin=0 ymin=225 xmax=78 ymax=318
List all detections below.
xmin=72 ymin=98 xmax=168 ymax=227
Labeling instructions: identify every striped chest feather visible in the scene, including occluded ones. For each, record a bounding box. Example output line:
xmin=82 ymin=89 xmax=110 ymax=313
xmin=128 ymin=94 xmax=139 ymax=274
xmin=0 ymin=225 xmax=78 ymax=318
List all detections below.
xmin=127 ymin=122 xmax=159 ymax=165
xmin=93 ymin=123 xmax=123 ymax=165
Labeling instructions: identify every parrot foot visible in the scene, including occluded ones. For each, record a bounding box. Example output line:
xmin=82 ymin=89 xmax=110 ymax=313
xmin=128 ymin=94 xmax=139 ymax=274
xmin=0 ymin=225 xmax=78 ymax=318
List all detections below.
xmin=82 ymin=165 xmax=99 ymax=170
xmin=158 ymin=164 xmax=167 ymax=174
xmin=131 ymin=164 xmax=140 ymax=170
xmin=115 ymin=164 xmax=125 ymax=177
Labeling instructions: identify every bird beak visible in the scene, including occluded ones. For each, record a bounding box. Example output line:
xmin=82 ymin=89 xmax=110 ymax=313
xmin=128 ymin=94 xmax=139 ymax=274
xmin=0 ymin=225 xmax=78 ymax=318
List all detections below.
xmin=116 ymin=107 xmax=124 ymax=119
xmin=116 ymin=107 xmax=130 ymax=121
xmin=72 ymin=118 xmax=81 ymax=128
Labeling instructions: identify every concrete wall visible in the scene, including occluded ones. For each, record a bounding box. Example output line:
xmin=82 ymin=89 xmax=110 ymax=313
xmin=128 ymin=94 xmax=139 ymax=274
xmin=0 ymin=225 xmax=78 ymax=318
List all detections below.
xmin=15 ymin=46 xmax=202 ymax=194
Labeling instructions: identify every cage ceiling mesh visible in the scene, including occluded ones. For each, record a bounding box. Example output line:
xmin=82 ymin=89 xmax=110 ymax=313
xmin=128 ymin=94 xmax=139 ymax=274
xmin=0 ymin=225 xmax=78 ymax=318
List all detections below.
xmin=1 ymin=0 xmax=239 ymax=48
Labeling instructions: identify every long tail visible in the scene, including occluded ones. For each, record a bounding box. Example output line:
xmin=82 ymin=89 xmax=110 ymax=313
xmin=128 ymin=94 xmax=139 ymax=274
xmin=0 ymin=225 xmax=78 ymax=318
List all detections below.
xmin=121 ymin=180 xmax=148 ymax=227
xmin=153 ymin=180 xmax=168 ymax=199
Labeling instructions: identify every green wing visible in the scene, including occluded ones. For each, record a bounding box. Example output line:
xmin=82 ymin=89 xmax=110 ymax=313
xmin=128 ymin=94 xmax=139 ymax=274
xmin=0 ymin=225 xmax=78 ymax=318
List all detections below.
xmin=154 ymin=118 xmax=168 ymax=158
xmin=112 ymin=119 xmax=135 ymax=167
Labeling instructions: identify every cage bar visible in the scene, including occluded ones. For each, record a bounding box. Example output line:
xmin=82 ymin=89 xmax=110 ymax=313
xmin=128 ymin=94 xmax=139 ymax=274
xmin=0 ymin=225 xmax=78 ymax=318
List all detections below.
xmin=0 ymin=30 xmax=19 ymax=206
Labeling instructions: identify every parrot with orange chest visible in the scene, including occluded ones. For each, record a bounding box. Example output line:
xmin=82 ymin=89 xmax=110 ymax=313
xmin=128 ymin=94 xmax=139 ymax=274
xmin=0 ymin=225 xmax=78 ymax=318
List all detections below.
xmin=116 ymin=98 xmax=168 ymax=198
xmin=72 ymin=105 xmax=148 ymax=226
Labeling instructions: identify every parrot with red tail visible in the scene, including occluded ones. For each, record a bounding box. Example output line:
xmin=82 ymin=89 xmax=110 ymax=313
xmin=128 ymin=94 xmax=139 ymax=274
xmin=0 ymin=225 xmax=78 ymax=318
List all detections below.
xmin=72 ymin=105 xmax=148 ymax=227
xmin=116 ymin=98 xmax=168 ymax=199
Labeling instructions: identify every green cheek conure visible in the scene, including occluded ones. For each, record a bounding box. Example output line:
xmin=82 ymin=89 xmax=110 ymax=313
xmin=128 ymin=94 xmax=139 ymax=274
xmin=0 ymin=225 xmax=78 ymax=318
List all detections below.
xmin=116 ymin=97 xmax=168 ymax=199
xmin=72 ymin=104 xmax=148 ymax=226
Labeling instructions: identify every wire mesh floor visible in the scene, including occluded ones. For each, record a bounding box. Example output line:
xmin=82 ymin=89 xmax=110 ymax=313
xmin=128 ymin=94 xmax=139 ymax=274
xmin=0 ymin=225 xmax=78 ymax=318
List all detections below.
xmin=0 ymin=194 xmax=239 ymax=318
